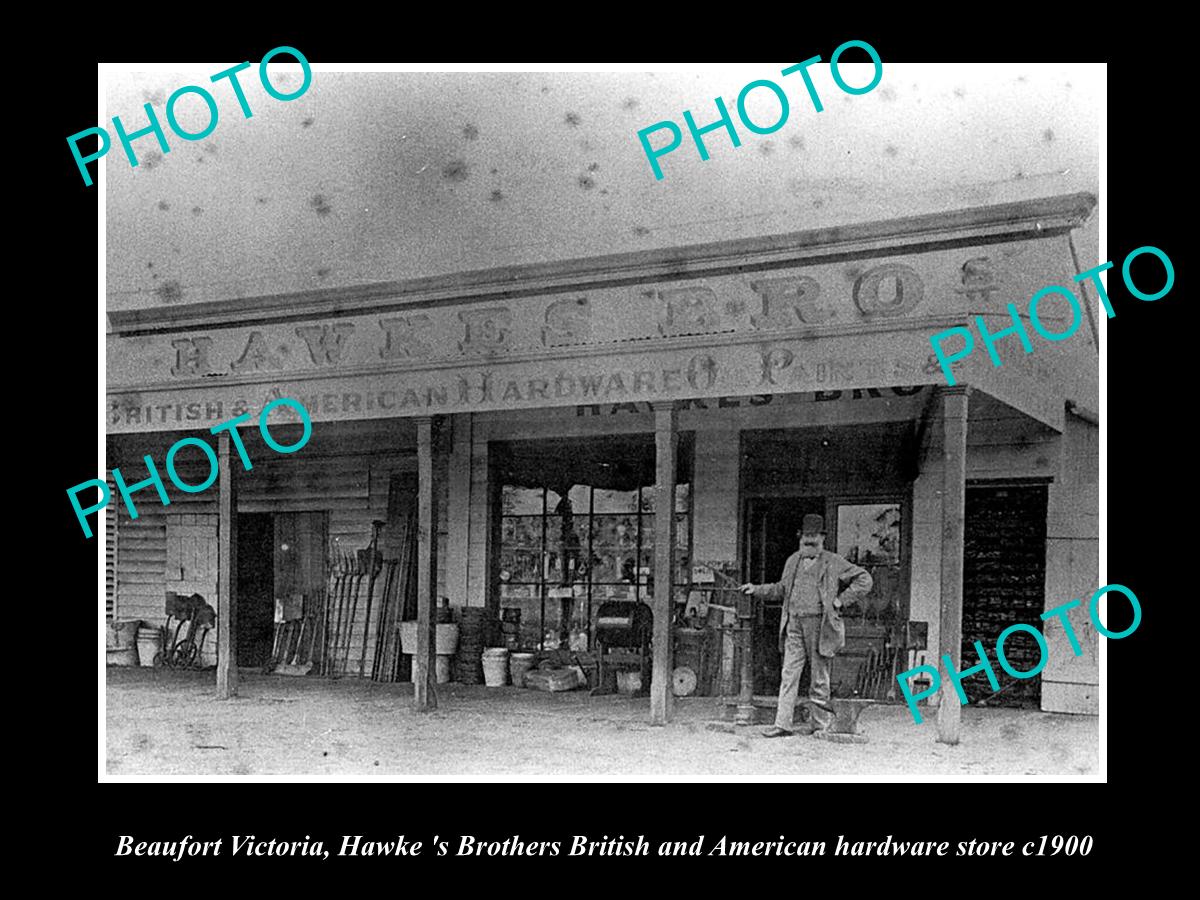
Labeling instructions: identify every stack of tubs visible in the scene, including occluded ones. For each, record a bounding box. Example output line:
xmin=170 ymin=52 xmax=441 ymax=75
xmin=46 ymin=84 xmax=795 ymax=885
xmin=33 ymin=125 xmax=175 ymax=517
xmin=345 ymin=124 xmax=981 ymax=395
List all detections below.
xmin=435 ymin=622 xmax=459 ymax=683
xmin=398 ymin=619 xmax=460 ymax=683
xmin=455 ymin=607 xmax=494 ymax=684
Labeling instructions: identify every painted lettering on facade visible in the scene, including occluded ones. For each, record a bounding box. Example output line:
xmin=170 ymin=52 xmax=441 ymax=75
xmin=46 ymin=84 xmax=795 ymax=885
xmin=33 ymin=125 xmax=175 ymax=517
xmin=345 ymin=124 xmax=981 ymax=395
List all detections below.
xmin=170 ymin=337 xmax=213 ymax=376
xmin=379 ymin=315 xmax=433 ymax=360
xmin=137 ymin=262 xmax=934 ymax=384
xmin=574 ymin=386 xmax=927 ymax=416
xmin=853 ymin=263 xmax=923 ymax=318
xmin=109 ymin=352 xmax=726 ymax=428
xmin=459 ymin=307 xmax=512 ymax=355
xmin=295 ymin=323 xmax=355 ymax=365
xmin=655 ymin=286 xmax=725 ymax=337
xmin=542 ymin=298 xmax=591 ymax=347
xmin=230 ymin=331 xmax=282 ymax=373
xmin=749 ymin=276 xmax=833 ymax=327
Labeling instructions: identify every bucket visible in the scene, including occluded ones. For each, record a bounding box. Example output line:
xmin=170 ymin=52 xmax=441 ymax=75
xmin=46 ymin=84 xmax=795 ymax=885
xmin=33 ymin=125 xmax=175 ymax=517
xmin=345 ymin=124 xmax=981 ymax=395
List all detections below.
xmin=435 ymin=624 xmax=460 ymax=656
xmin=136 ymin=626 xmax=162 ymax=667
xmin=481 ymin=647 xmax=509 ymax=686
xmin=400 ymin=622 xmax=461 ymax=656
xmin=509 ymin=652 xmax=536 ymax=688
xmin=616 ymin=670 xmax=642 ymax=695
xmin=435 ymin=654 xmax=452 ymax=684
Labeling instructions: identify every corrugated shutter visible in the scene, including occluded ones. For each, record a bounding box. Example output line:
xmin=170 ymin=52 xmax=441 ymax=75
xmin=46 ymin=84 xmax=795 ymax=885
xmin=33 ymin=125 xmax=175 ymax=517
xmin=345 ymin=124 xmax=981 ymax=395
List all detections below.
xmin=105 ymin=502 xmax=116 ymax=621
xmin=962 ymin=484 xmax=1048 ymax=707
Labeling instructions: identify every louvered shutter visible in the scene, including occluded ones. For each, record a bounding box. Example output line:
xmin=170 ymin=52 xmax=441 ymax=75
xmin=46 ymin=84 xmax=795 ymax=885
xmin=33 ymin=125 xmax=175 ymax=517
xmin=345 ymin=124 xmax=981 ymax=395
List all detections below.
xmin=105 ymin=502 xmax=117 ymax=620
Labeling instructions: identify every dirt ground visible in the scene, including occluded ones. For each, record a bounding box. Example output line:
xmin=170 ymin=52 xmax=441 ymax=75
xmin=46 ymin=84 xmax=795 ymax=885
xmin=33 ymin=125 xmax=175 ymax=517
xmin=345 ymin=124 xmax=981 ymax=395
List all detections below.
xmin=105 ymin=668 xmax=1099 ymax=779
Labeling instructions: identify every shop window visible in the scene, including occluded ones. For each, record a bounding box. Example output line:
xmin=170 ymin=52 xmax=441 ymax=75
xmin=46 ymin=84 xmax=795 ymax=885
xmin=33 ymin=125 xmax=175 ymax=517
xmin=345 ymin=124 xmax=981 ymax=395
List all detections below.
xmin=836 ymin=503 xmax=901 ymax=566
xmin=498 ymin=481 xmax=693 ymax=651
xmin=834 ymin=502 xmax=903 ymax=626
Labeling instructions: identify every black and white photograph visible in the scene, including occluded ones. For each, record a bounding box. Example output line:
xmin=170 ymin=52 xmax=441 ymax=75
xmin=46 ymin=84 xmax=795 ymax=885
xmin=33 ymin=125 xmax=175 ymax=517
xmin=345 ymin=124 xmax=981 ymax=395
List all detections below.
xmin=93 ymin=58 xmax=1109 ymax=783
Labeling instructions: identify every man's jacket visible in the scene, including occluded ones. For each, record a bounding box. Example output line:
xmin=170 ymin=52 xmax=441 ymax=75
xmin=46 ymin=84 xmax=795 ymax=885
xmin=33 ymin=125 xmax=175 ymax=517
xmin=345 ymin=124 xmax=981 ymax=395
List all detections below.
xmin=750 ymin=550 xmax=874 ymax=658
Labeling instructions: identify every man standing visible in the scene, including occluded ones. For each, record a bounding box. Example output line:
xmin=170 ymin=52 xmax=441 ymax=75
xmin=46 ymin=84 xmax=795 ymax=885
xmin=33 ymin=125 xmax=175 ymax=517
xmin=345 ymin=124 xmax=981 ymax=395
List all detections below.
xmin=740 ymin=514 xmax=873 ymax=737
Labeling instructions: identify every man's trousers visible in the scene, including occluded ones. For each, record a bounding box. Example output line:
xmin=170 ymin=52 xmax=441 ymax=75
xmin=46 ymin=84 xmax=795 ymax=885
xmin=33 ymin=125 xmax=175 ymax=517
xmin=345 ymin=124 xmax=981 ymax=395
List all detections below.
xmin=774 ymin=614 xmax=834 ymax=731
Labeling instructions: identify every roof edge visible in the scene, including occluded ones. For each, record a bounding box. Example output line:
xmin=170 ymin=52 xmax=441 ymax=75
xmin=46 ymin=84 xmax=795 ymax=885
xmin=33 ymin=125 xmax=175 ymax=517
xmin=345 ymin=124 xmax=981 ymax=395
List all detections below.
xmin=109 ymin=192 xmax=1097 ymax=335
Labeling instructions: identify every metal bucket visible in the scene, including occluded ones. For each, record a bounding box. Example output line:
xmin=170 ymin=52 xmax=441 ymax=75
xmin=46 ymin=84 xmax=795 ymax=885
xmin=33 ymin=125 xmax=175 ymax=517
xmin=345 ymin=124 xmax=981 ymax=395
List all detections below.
xmin=135 ymin=626 xmax=162 ymax=667
xmin=481 ymin=648 xmax=509 ymax=686
xmin=509 ymin=652 xmax=536 ymax=688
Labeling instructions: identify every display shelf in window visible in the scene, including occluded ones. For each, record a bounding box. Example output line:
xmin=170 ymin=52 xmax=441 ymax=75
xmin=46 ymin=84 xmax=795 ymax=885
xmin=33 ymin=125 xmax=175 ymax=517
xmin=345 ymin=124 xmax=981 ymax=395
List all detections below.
xmin=499 ymin=548 xmax=544 ymax=584
xmin=498 ymin=582 xmax=538 ymax=601
xmin=501 ymin=515 xmax=546 ymax=548
xmin=589 ymin=550 xmax=639 ymax=583
xmin=636 ymin=548 xmax=692 ymax=582
xmin=590 ymin=514 xmax=639 ymax=548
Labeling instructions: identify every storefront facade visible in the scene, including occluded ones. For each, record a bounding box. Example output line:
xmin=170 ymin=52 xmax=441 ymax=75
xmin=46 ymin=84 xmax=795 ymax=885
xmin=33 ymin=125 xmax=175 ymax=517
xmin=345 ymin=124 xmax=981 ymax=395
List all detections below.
xmin=106 ymin=192 xmax=1100 ymax=727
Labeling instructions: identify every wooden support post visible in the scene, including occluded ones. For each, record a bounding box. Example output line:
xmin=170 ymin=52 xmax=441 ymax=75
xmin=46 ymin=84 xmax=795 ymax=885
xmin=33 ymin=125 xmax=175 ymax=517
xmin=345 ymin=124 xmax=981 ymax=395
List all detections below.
xmin=650 ymin=402 xmax=678 ymax=725
xmin=414 ymin=416 xmax=440 ymax=712
xmin=216 ymin=430 xmax=239 ymax=700
xmin=936 ymin=386 xmax=970 ymax=744
xmin=734 ymin=591 xmax=756 ymax=725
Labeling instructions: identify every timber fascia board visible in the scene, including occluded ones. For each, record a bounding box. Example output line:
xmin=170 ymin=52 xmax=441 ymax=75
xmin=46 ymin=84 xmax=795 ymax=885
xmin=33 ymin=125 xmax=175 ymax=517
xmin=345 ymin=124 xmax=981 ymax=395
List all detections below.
xmin=108 ymin=192 xmax=1096 ymax=336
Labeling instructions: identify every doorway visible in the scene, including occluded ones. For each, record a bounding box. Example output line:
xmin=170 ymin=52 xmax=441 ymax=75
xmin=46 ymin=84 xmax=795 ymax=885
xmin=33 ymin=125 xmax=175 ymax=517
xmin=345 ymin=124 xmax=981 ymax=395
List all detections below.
xmin=237 ymin=511 xmax=330 ymax=669
xmin=739 ymin=423 xmax=916 ymax=696
xmin=743 ymin=496 xmax=826 ymax=694
xmin=237 ymin=513 xmax=275 ymax=667
xmin=962 ymin=482 xmax=1049 ymax=707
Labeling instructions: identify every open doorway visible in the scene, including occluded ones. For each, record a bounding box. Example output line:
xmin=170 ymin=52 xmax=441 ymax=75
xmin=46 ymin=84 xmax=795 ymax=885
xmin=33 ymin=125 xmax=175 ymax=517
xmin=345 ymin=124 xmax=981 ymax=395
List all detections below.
xmin=740 ymin=423 xmax=915 ymax=698
xmin=237 ymin=513 xmax=275 ymax=667
xmin=743 ymin=497 xmax=825 ymax=694
xmin=237 ymin=511 xmax=330 ymax=669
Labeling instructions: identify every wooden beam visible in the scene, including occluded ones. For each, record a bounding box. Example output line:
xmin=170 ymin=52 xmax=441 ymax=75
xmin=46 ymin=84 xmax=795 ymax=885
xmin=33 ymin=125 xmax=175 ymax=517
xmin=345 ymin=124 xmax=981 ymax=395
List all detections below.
xmin=650 ymin=402 xmax=678 ymax=725
xmin=414 ymin=416 xmax=439 ymax=711
xmin=936 ymin=386 xmax=970 ymax=744
xmin=216 ymin=430 xmax=239 ymax=700
xmin=108 ymin=192 xmax=1096 ymax=336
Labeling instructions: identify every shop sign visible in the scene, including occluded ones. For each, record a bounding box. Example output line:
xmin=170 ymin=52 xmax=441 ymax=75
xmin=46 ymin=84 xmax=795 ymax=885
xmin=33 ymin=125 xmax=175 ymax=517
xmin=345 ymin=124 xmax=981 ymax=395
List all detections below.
xmin=107 ymin=237 xmax=1085 ymax=432
xmin=108 ymin=330 xmax=944 ymax=432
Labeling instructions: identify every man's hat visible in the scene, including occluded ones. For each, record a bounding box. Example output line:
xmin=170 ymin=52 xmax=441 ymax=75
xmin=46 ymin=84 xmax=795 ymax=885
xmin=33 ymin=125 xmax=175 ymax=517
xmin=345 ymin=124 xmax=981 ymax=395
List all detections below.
xmin=799 ymin=514 xmax=825 ymax=536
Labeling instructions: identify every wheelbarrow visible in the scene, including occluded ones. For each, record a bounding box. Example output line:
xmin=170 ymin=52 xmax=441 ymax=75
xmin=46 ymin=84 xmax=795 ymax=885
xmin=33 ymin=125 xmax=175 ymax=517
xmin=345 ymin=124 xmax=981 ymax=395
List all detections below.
xmin=158 ymin=592 xmax=216 ymax=669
